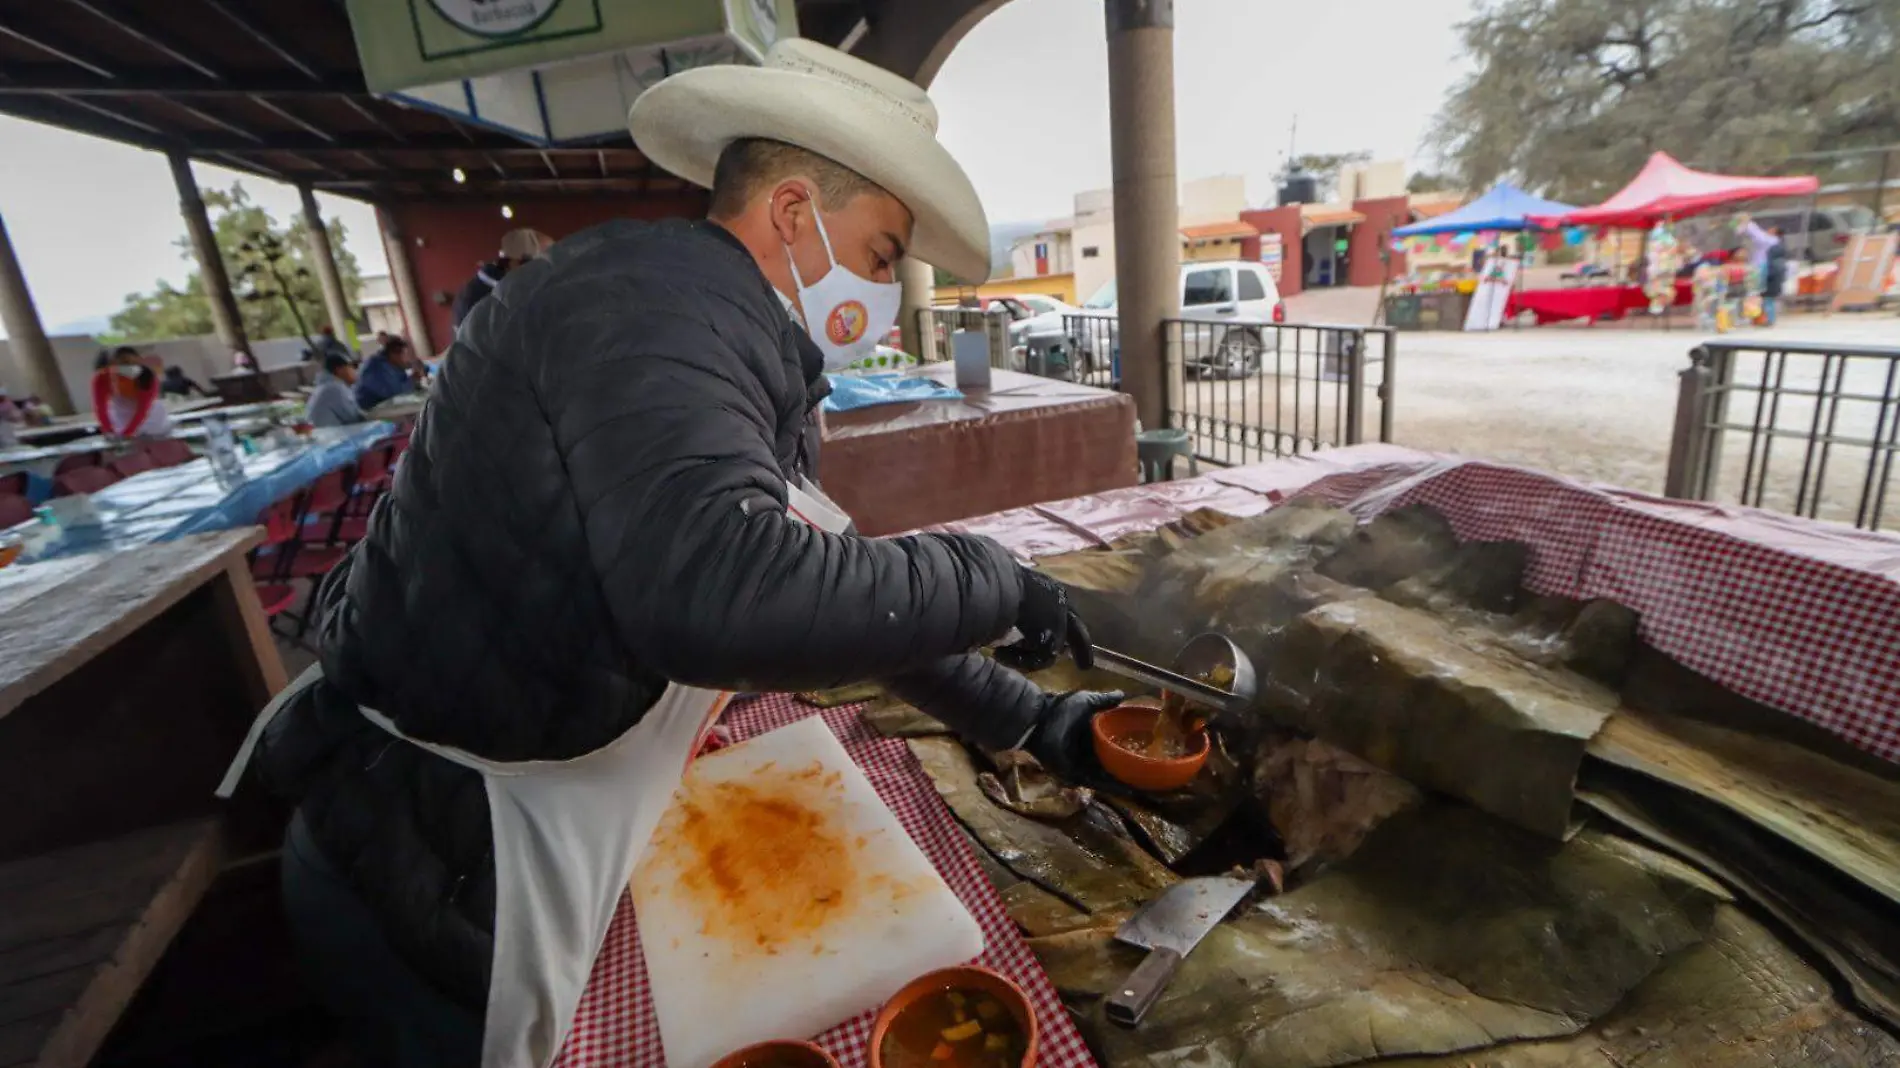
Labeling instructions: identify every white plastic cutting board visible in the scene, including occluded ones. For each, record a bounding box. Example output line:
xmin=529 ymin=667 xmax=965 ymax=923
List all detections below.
xmin=631 ymin=717 xmax=984 ymax=1068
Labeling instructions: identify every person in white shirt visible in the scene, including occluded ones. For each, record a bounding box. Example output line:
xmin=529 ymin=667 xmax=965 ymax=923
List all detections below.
xmin=91 ymin=347 xmax=173 ymax=439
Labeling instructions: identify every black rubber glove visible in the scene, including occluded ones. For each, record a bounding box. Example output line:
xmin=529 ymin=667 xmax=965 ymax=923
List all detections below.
xmin=1024 ymin=690 xmax=1126 ymax=783
xmin=996 ymin=567 xmax=1094 ymax=672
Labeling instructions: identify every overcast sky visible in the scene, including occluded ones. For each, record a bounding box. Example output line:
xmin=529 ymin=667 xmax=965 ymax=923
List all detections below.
xmin=0 ymin=0 xmax=1471 ymax=336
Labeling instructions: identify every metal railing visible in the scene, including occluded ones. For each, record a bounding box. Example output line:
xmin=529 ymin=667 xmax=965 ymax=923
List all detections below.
xmin=1665 ymin=340 xmax=1900 ymax=530
xmin=1083 ymin=316 xmax=1392 ymax=465
xmin=911 ymin=307 xmax=1012 ymax=369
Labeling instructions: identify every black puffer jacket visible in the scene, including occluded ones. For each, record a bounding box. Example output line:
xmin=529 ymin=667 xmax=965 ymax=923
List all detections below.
xmin=253 ymin=219 xmax=1048 ymax=1009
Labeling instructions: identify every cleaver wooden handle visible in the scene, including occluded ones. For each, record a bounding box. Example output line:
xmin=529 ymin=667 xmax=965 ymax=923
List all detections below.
xmin=1105 ymin=946 xmax=1182 ymax=1027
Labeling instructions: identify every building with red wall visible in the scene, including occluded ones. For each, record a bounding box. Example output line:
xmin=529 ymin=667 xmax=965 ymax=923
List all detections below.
xmin=1346 ymin=196 xmax=1411 ymax=288
xmin=383 ymin=191 xmax=709 ymax=347
xmin=1239 ymin=206 xmax=1303 ymax=297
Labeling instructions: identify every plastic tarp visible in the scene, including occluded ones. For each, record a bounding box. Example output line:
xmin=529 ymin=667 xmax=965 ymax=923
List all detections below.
xmin=1392 ymin=182 xmax=1577 ymax=236
xmin=24 ymin=421 xmax=392 ymax=562
xmin=821 ymin=373 xmax=962 ymax=412
xmin=1534 ymin=152 xmax=1820 ymax=229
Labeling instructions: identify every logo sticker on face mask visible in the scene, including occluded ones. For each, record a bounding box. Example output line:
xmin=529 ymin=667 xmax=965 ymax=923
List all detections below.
xmin=825 ymin=301 xmax=869 ymax=346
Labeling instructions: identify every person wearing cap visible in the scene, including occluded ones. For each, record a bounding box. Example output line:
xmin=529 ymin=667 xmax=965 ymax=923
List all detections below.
xmin=304 ymin=352 xmax=365 ymax=428
xmin=450 ymin=227 xmax=553 ymax=332
xmin=242 ymin=40 xmax=1120 ymax=1067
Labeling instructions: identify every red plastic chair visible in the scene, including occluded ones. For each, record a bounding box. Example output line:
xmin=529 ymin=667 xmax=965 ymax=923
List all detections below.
xmin=0 ymin=473 xmax=25 ymax=498
xmin=144 ymin=438 xmax=195 ymax=467
xmin=0 ymin=493 xmax=32 ymax=529
xmin=55 ymin=465 xmax=119 ymax=497
xmin=109 ymin=450 xmax=156 ymax=479
xmin=54 ymin=452 xmax=101 ymax=475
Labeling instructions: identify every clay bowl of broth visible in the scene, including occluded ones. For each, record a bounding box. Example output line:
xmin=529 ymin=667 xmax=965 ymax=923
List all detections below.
xmin=1091 ymin=696 xmax=1211 ymax=793
xmin=870 ymin=965 xmax=1037 ymax=1068
xmin=710 ymin=1040 xmax=840 ymax=1068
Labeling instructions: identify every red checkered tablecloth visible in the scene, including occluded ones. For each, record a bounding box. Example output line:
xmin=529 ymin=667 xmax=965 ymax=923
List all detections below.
xmin=552 ymin=694 xmax=1096 ymax=1068
xmin=929 ymin=447 xmax=1900 ymax=765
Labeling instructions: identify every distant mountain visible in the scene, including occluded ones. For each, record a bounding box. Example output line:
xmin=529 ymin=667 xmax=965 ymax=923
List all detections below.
xmin=988 ymin=220 xmax=1047 ymax=276
xmin=48 ymin=315 xmax=112 ymax=337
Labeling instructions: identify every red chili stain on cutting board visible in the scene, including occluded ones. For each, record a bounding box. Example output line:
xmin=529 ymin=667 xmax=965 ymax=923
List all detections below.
xmin=651 ymin=760 xmax=899 ymax=957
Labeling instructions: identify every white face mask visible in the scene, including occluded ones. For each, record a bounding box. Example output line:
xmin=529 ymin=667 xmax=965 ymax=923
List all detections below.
xmin=785 ymin=193 xmax=902 ymax=371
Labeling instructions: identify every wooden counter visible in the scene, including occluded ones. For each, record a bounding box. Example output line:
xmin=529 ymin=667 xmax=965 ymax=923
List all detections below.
xmin=819 ymin=366 xmax=1139 ymax=536
xmin=0 ymin=531 xmax=285 ymax=1068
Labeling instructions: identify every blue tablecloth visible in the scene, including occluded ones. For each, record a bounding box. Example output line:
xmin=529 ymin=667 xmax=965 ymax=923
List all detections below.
xmin=20 ymin=422 xmax=392 ymax=563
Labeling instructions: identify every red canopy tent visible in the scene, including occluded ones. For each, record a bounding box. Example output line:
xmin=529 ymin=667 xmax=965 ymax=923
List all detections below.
xmin=1533 ymin=151 xmax=1819 ymax=228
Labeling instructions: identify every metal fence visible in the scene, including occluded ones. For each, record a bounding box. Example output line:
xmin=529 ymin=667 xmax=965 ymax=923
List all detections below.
xmin=1044 ymin=313 xmax=1395 ymax=466
xmin=911 ymin=307 xmax=1012 ymax=368
xmin=1665 ymin=340 xmax=1900 ymax=531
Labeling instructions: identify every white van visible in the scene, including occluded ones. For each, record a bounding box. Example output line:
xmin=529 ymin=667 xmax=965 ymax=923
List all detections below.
xmin=1062 ymin=261 xmax=1286 ymax=379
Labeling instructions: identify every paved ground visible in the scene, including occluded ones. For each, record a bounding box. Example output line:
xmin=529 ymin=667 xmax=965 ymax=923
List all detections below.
xmin=1168 ymin=304 xmax=1900 ymax=530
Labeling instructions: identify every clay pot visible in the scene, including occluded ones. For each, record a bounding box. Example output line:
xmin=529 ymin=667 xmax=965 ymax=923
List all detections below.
xmin=1091 ymin=699 xmax=1211 ymax=792
xmin=709 ymin=1040 xmax=839 ymax=1068
xmin=868 ymin=965 xmax=1038 ymax=1068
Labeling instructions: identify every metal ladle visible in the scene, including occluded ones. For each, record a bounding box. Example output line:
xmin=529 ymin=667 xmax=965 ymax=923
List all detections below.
xmin=1091 ymin=633 xmax=1257 ymax=715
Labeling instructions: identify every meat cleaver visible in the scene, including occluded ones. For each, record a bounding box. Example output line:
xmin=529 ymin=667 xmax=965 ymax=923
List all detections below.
xmin=1105 ymin=875 xmax=1255 ymax=1027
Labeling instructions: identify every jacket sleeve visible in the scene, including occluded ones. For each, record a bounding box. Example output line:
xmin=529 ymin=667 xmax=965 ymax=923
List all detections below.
xmin=534 ymin=279 xmax=1025 ymax=694
xmin=882 ymin=654 xmax=1047 ymax=752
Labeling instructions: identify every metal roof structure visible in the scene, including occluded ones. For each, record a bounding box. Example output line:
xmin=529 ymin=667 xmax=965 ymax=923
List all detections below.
xmin=0 ymin=0 xmax=871 ymax=203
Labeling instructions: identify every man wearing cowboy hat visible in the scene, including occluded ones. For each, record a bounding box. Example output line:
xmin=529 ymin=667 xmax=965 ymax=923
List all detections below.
xmin=250 ymin=39 xmax=1121 ymax=1064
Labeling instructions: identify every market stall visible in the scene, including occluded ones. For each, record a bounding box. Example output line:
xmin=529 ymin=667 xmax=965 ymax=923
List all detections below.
xmin=1524 ymin=152 xmax=1819 ymax=327
xmin=543 ymin=444 xmax=1900 ymax=1067
xmin=819 ymin=364 xmax=1139 ymax=536
xmin=1387 ymin=183 xmax=1576 ymax=331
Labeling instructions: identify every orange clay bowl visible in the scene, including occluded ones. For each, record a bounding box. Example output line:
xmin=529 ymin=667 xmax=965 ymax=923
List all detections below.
xmin=1091 ymin=699 xmax=1211 ymax=793
xmin=710 ymin=1040 xmax=839 ymax=1068
xmin=869 ymin=965 xmax=1039 ymax=1068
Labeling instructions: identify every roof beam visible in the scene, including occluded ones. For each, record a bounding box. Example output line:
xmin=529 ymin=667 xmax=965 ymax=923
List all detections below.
xmin=0 ymin=22 xmax=116 ymax=79
xmin=60 ymin=0 xmax=223 ymax=81
xmin=0 ymin=64 xmax=363 ymax=95
xmin=247 ymin=95 xmax=333 ymax=142
xmin=312 ymin=170 xmax=674 ymax=189
xmin=198 ymin=0 xmax=323 ymax=82
xmin=166 ymin=98 xmax=259 ymax=142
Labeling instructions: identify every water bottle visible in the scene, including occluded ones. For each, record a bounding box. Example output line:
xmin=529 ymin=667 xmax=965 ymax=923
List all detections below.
xmin=203 ymin=415 xmax=244 ymax=483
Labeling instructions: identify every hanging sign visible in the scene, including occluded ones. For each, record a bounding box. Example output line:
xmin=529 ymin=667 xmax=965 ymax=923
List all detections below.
xmin=348 ymin=0 xmax=797 ymax=143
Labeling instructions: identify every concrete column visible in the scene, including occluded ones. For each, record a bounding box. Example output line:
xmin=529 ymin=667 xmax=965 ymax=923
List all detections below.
xmin=299 ymin=184 xmax=354 ymax=338
xmin=168 ymin=151 xmax=251 ymax=360
xmin=0 ymin=209 xmax=75 ymax=414
xmin=1106 ymin=0 xmax=1180 ymax=430
xmin=375 ymin=204 xmax=435 ymax=355
xmin=898 ymin=257 xmax=934 ymax=358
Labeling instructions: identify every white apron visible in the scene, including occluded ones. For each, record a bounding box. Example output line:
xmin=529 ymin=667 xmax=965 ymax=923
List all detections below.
xmin=220 ymin=477 xmax=853 ymax=1068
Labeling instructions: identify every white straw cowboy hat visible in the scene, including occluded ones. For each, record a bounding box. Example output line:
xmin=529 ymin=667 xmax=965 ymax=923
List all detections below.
xmin=628 ymin=39 xmax=992 ymax=283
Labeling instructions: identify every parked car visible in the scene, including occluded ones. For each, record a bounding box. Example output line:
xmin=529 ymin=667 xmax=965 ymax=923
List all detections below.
xmin=1739 ymin=205 xmax=1879 ymax=263
xmin=1062 ymin=261 xmax=1287 ymax=380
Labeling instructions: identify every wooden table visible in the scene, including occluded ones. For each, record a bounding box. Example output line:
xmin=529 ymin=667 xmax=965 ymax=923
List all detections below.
xmin=0 ymin=531 xmax=286 ymax=1068
xmin=819 ymin=366 xmax=1139 ymax=536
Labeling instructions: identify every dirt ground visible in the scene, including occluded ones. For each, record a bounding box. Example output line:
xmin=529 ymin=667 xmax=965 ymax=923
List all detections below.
xmin=1168 ymin=298 xmax=1900 ymax=530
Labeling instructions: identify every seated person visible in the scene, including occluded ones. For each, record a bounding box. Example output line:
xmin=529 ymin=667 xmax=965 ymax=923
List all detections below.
xmin=352 ymin=336 xmax=418 ymax=412
xmin=161 ymin=365 xmax=212 ymax=397
xmin=91 ymin=346 xmax=173 ymax=439
xmin=306 ymin=352 xmax=366 ymax=428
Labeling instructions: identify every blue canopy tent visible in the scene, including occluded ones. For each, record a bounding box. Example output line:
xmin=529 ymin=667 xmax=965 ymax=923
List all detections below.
xmin=1393 ymin=182 xmax=1577 ymax=236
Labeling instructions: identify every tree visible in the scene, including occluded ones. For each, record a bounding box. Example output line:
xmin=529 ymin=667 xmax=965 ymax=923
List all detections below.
xmin=1407 ymin=171 xmax=1457 ymax=194
xmin=1281 ymin=151 xmax=1373 ymax=201
xmin=105 ymin=182 xmax=364 ymax=344
xmin=1427 ymin=0 xmax=1900 ymax=203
